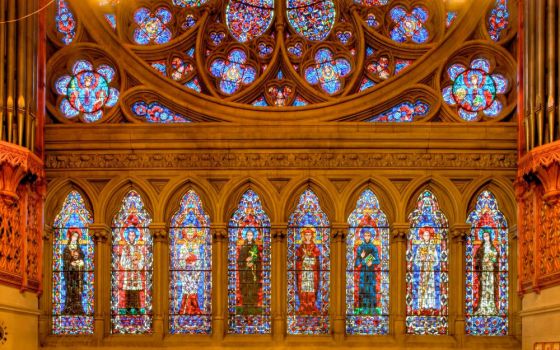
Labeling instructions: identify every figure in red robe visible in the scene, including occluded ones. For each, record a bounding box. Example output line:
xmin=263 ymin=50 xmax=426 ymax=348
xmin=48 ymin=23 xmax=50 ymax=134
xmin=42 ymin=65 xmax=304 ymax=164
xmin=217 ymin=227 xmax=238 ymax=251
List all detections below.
xmin=296 ymin=226 xmax=321 ymax=315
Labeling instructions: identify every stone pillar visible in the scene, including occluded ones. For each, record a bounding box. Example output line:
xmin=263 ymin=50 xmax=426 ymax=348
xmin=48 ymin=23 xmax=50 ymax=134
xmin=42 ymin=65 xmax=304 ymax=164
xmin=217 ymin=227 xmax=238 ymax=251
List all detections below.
xmin=271 ymin=224 xmax=286 ymax=341
xmin=331 ymin=223 xmax=348 ymax=343
xmin=150 ymin=223 xmax=168 ymax=339
xmin=90 ymin=223 xmax=109 ymax=342
xmin=450 ymin=224 xmax=469 ymax=344
xmin=38 ymin=225 xmax=53 ymax=345
xmin=211 ymin=224 xmax=227 ymax=340
xmin=390 ymin=223 xmax=408 ymax=342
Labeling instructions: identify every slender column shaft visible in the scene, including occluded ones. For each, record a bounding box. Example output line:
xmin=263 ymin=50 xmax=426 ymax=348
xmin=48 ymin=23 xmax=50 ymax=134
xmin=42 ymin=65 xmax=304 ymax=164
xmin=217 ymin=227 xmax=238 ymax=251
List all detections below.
xmin=547 ymin=0 xmax=556 ymax=142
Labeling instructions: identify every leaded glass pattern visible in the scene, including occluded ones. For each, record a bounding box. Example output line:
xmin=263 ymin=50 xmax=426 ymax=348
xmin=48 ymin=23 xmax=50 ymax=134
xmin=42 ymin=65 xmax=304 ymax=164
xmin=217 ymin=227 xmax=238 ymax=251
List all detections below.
xmin=131 ymin=101 xmax=190 ymax=123
xmin=169 ymin=190 xmax=212 ymax=334
xmin=52 ymin=191 xmax=94 ymax=335
xmin=287 ymin=0 xmax=336 ymax=42
xmin=111 ymin=190 xmax=153 ymax=334
xmin=406 ymin=190 xmax=448 ymax=335
xmin=346 ymin=189 xmax=389 ymax=335
xmin=466 ymin=191 xmax=508 ymax=336
xmin=487 ymin=0 xmax=509 ymax=41
xmin=227 ymin=190 xmax=272 ymax=334
xmin=56 ymin=0 xmax=76 ymax=45
xmin=287 ymin=189 xmax=330 ymax=335
xmin=226 ymin=0 xmax=274 ymax=43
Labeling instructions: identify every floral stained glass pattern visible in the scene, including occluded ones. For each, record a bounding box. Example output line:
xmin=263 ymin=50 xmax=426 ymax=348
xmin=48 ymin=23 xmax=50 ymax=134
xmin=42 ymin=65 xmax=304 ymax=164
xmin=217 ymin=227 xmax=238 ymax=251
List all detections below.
xmin=55 ymin=60 xmax=119 ymax=122
xmin=226 ymin=0 xmax=274 ymax=43
xmin=442 ymin=58 xmax=508 ymax=121
xmin=52 ymin=191 xmax=94 ymax=335
xmin=228 ymin=190 xmax=272 ymax=334
xmin=169 ymin=190 xmax=212 ymax=334
xmin=111 ymin=191 xmax=153 ymax=334
xmin=305 ymin=48 xmax=351 ymax=95
xmin=287 ymin=189 xmax=330 ymax=335
xmin=466 ymin=191 xmax=508 ymax=336
xmin=390 ymin=6 xmax=429 ymax=44
xmin=173 ymin=0 xmax=208 ymax=7
xmin=131 ymin=101 xmax=190 ymax=123
xmin=487 ymin=0 xmax=509 ymax=41
xmin=367 ymin=100 xmax=429 ymax=122
xmin=133 ymin=7 xmax=172 ymax=45
xmin=287 ymin=0 xmax=336 ymax=41
xmin=56 ymin=0 xmax=76 ymax=45
xmin=210 ymin=49 xmax=257 ymax=95
xmin=346 ymin=189 xmax=390 ymax=335
xmin=406 ymin=190 xmax=449 ymax=335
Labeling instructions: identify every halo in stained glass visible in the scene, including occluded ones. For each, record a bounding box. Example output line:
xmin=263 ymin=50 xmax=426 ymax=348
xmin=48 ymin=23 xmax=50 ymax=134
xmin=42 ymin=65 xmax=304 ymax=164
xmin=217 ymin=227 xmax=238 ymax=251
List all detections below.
xmin=226 ymin=0 xmax=274 ymax=43
xmin=287 ymin=0 xmax=336 ymax=42
xmin=209 ymin=49 xmax=257 ymax=95
xmin=52 ymin=191 xmax=94 ymax=335
xmin=466 ymin=191 xmax=508 ymax=336
xmin=133 ymin=7 xmax=173 ymax=45
xmin=389 ymin=6 xmax=429 ymax=44
xmin=346 ymin=189 xmax=390 ymax=335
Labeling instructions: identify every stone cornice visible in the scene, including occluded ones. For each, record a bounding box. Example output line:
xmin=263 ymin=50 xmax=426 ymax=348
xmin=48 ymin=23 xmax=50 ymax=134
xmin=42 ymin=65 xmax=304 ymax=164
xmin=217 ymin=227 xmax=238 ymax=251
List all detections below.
xmin=0 ymin=141 xmax=44 ymax=177
xmin=518 ymin=141 xmax=560 ymax=175
xmin=45 ymin=151 xmax=517 ymax=170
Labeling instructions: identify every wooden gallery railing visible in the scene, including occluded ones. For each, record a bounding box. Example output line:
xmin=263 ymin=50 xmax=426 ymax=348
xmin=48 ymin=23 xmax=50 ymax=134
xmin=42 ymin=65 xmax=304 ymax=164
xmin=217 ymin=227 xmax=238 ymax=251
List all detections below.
xmin=516 ymin=0 xmax=560 ymax=294
xmin=0 ymin=0 xmax=45 ymax=293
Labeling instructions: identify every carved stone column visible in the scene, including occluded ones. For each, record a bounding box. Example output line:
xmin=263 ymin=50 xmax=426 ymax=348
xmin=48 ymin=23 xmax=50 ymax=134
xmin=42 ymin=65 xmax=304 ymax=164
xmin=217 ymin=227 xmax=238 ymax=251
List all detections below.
xmin=39 ymin=225 xmax=53 ymax=344
xmin=150 ymin=223 xmax=168 ymax=339
xmin=90 ymin=223 xmax=109 ymax=341
xmin=331 ymin=223 xmax=348 ymax=343
xmin=451 ymin=224 xmax=469 ymax=344
xmin=271 ymin=224 xmax=286 ymax=341
xmin=390 ymin=223 xmax=408 ymax=340
xmin=211 ymin=224 xmax=227 ymax=339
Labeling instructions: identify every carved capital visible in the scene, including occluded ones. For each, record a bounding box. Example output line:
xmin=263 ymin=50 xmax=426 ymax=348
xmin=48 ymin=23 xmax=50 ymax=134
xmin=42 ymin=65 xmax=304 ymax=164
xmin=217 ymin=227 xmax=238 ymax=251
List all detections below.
xmin=150 ymin=223 xmax=168 ymax=242
xmin=89 ymin=224 xmax=110 ymax=243
xmin=390 ymin=223 xmax=409 ymax=242
xmin=331 ymin=224 xmax=349 ymax=242
xmin=271 ymin=225 xmax=286 ymax=242
xmin=451 ymin=227 xmax=470 ymax=242
xmin=43 ymin=225 xmax=53 ymax=241
xmin=211 ymin=225 xmax=227 ymax=241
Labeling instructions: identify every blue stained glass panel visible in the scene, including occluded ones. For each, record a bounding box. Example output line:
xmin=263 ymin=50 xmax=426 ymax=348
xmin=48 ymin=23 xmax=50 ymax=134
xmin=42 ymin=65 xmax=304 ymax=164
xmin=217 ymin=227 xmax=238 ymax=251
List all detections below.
xmin=228 ymin=190 xmax=271 ymax=334
xmin=305 ymin=48 xmax=351 ymax=95
xmin=287 ymin=189 xmax=330 ymax=335
xmin=346 ymin=189 xmax=389 ymax=335
xmin=466 ymin=191 xmax=508 ymax=336
xmin=133 ymin=7 xmax=172 ymax=45
xmin=367 ymin=100 xmax=428 ymax=122
xmin=131 ymin=101 xmax=190 ymax=123
xmin=52 ymin=191 xmax=94 ymax=335
xmin=390 ymin=6 xmax=429 ymax=44
xmin=111 ymin=191 xmax=153 ymax=334
xmin=209 ymin=49 xmax=257 ymax=95
xmin=226 ymin=0 xmax=274 ymax=42
xmin=406 ymin=190 xmax=449 ymax=335
xmin=169 ymin=190 xmax=212 ymax=334
xmin=56 ymin=0 xmax=76 ymax=45
xmin=287 ymin=0 xmax=336 ymax=41
xmin=488 ymin=0 xmax=509 ymax=41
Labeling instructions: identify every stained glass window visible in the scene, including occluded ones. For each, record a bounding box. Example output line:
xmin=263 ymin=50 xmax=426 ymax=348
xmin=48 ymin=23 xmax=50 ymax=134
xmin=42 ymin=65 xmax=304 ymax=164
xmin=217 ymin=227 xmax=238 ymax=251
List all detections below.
xmin=346 ymin=189 xmax=389 ymax=335
xmin=56 ymin=0 xmax=76 ymax=45
xmin=133 ymin=7 xmax=173 ymax=45
xmin=55 ymin=60 xmax=119 ymax=122
xmin=304 ymin=48 xmax=351 ymax=95
xmin=131 ymin=101 xmax=190 ymax=123
xmin=442 ymin=58 xmax=508 ymax=121
xmin=466 ymin=191 xmax=508 ymax=336
xmin=367 ymin=100 xmax=429 ymax=122
xmin=389 ymin=6 xmax=429 ymax=44
xmin=228 ymin=190 xmax=272 ymax=334
xmin=169 ymin=190 xmax=212 ymax=334
xmin=287 ymin=0 xmax=336 ymax=41
xmin=287 ymin=189 xmax=330 ymax=335
xmin=406 ymin=190 xmax=448 ymax=335
xmin=111 ymin=190 xmax=153 ymax=334
xmin=487 ymin=0 xmax=509 ymax=42
xmin=52 ymin=191 xmax=94 ymax=335
xmin=209 ymin=49 xmax=257 ymax=95
xmin=226 ymin=0 xmax=274 ymax=43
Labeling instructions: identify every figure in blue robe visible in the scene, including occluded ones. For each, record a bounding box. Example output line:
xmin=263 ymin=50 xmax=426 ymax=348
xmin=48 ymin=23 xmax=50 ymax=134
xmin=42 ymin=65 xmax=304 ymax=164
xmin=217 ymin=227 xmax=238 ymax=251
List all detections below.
xmin=355 ymin=229 xmax=380 ymax=315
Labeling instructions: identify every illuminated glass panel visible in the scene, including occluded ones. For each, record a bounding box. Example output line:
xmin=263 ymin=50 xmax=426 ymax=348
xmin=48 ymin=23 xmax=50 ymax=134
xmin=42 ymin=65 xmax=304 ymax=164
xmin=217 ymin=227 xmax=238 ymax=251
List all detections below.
xmin=287 ymin=0 xmax=336 ymax=41
xmin=389 ymin=6 xmax=429 ymax=44
xmin=466 ymin=191 xmax=508 ymax=335
xmin=488 ymin=0 xmax=509 ymax=41
xmin=111 ymin=190 xmax=153 ymax=334
xmin=346 ymin=189 xmax=389 ymax=335
xmin=287 ymin=189 xmax=330 ymax=335
xmin=226 ymin=0 xmax=274 ymax=42
xmin=305 ymin=48 xmax=351 ymax=95
xmin=228 ymin=190 xmax=271 ymax=334
xmin=209 ymin=49 xmax=257 ymax=95
xmin=56 ymin=0 xmax=76 ymax=45
xmin=406 ymin=190 xmax=448 ymax=335
xmin=169 ymin=190 xmax=212 ymax=334
xmin=133 ymin=7 xmax=173 ymax=45
xmin=52 ymin=191 xmax=94 ymax=335
xmin=442 ymin=58 xmax=508 ymax=121
xmin=55 ymin=60 xmax=119 ymax=122
xmin=131 ymin=101 xmax=190 ymax=123
xmin=367 ymin=100 xmax=429 ymax=122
